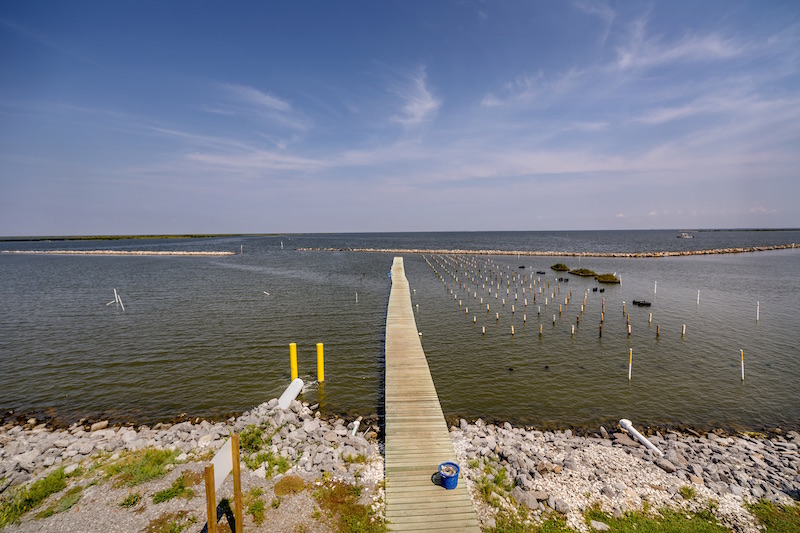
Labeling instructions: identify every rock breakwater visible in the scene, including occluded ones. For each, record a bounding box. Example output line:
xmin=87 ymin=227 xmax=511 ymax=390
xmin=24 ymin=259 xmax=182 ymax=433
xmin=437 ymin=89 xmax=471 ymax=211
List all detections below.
xmin=0 ymin=399 xmax=382 ymax=496
xmin=1 ymin=250 xmax=235 ymax=256
xmin=298 ymin=243 xmax=797 ymax=258
xmin=451 ymin=419 xmax=800 ymax=531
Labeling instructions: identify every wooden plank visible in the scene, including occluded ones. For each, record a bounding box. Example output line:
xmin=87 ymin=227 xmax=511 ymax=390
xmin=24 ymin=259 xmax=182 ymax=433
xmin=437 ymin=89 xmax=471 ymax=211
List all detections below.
xmin=384 ymin=257 xmax=480 ymax=532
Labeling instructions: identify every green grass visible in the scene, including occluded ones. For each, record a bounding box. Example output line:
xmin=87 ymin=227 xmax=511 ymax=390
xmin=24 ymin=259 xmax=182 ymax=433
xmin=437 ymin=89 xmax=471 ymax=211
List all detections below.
xmin=747 ymin=499 xmax=800 ymax=532
xmin=120 ymin=491 xmax=142 ymax=508
xmin=551 ymin=263 xmax=570 ymax=271
xmin=152 ymin=473 xmax=196 ymax=504
xmin=490 ymin=510 xmax=572 ymax=532
xmin=569 ymin=268 xmax=597 ymax=277
xmin=103 ymin=449 xmax=180 ymax=487
xmin=0 ymin=467 xmax=67 ymax=526
xmin=314 ymin=481 xmax=385 ymax=533
xmin=344 ymin=453 xmax=368 ymax=465
xmin=584 ymin=504 xmax=728 ymax=532
xmin=35 ymin=485 xmax=84 ymax=519
xmin=274 ymin=475 xmax=305 ymax=496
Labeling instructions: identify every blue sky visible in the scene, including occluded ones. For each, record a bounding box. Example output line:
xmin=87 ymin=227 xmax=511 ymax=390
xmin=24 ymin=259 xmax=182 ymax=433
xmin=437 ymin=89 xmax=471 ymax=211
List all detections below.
xmin=1 ymin=1 xmax=798 ymax=235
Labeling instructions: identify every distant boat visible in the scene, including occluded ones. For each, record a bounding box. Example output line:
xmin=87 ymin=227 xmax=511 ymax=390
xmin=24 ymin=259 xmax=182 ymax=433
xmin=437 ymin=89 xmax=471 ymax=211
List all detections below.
xmin=678 ymin=232 xmax=694 ymax=238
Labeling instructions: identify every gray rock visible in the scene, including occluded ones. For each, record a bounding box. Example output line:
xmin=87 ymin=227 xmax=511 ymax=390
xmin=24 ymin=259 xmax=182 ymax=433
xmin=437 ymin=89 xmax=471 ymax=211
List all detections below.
xmin=600 ymin=426 xmax=609 ymax=439
xmin=656 ymin=458 xmax=676 ymax=473
xmin=511 ymin=487 xmax=539 ymax=510
xmin=613 ymin=433 xmax=638 ymax=447
xmin=90 ymin=420 xmax=109 ymax=432
xmin=590 ymin=519 xmax=611 ymax=531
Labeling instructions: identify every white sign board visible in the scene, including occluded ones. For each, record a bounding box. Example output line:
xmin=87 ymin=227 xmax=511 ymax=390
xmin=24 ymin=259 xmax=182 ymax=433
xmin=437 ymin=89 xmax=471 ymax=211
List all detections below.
xmin=211 ymin=438 xmax=233 ymax=492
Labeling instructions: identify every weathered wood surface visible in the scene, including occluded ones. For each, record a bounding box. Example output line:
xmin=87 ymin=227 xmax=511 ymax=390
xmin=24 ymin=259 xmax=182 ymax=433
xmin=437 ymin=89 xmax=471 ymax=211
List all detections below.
xmin=384 ymin=257 xmax=480 ymax=532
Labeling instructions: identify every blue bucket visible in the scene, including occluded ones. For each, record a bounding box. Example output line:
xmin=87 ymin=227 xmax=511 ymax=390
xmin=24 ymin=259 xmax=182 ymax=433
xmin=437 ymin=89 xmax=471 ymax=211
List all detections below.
xmin=438 ymin=462 xmax=460 ymax=490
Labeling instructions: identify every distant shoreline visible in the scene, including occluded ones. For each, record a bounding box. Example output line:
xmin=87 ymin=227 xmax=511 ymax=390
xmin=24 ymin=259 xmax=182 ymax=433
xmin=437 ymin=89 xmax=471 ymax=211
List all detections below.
xmin=0 ymin=250 xmax=235 ymax=256
xmin=299 ymin=243 xmax=797 ymax=258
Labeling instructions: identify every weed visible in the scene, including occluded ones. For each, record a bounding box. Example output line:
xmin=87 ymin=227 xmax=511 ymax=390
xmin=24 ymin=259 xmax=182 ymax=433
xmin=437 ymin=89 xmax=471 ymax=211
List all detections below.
xmin=104 ymin=449 xmax=180 ymax=487
xmin=0 ymin=467 xmax=67 ymax=526
xmin=314 ymin=481 xmax=385 ymax=532
xmin=271 ymin=497 xmax=281 ymax=508
xmin=343 ymin=453 xmax=368 ymax=465
xmin=242 ymin=487 xmax=266 ymax=525
xmin=143 ymin=510 xmax=198 ymax=533
xmin=747 ymin=498 xmax=800 ymax=532
xmin=467 ymin=458 xmax=480 ymax=469
xmin=152 ymin=473 xmax=196 ymax=504
xmin=239 ymin=425 xmax=266 ymax=453
xmin=242 ymin=448 xmax=292 ymax=477
xmin=120 ymin=491 xmax=142 ymax=508
xmin=275 ymin=475 xmax=305 ymax=496
xmin=678 ymin=485 xmax=696 ymax=500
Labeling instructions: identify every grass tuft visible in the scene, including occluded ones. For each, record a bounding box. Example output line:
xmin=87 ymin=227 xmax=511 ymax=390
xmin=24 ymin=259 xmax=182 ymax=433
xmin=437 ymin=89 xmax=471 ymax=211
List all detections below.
xmin=120 ymin=491 xmax=142 ymax=508
xmin=274 ymin=475 xmax=305 ymax=496
xmin=152 ymin=472 xmax=196 ymax=504
xmin=584 ymin=504 xmax=728 ymax=532
xmin=678 ymin=485 xmax=696 ymax=500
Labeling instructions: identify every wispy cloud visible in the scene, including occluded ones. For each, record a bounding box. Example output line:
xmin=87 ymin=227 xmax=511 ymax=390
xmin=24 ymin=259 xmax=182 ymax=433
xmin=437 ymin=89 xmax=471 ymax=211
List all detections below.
xmin=614 ymin=17 xmax=744 ymax=70
xmin=221 ymin=83 xmax=291 ymax=112
xmin=572 ymin=0 xmax=616 ymax=45
xmin=390 ymin=66 xmax=440 ymax=127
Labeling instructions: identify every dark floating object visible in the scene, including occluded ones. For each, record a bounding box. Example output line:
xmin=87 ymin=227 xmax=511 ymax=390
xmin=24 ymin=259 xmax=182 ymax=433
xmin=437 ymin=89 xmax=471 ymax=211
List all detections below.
xmin=508 ymin=367 xmax=514 ymax=371
xmin=518 ymin=265 xmax=525 ymax=269
xmin=632 ymin=300 xmax=652 ymax=307
xmin=536 ymin=271 xmax=546 ymax=275
xmin=544 ymin=365 xmax=549 ymax=370
xmin=599 ymin=288 xmax=605 ymax=293
xmin=563 ymin=278 xmax=569 ymax=282
xmin=592 ymin=287 xmax=598 ymax=292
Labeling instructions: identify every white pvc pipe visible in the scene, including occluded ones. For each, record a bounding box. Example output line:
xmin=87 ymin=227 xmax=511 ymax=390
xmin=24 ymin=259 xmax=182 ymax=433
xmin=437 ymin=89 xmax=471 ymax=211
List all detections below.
xmin=278 ymin=378 xmax=304 ymax=409
xmin=620 ymin=419 xmax=663 ymax=456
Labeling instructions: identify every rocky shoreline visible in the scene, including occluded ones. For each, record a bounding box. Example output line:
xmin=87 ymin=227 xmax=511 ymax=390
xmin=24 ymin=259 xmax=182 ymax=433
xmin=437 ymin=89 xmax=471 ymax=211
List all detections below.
xmin=2 ymin=402 xmax=799 ymax=531
xmin=451 ymin=419 xmax=800 ymax=531
xmin=298 ymin=243 xmax=797 ymax=258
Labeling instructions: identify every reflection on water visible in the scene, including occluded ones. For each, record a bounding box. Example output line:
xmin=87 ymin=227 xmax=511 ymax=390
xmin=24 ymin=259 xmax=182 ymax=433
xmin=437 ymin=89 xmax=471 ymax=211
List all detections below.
xmin=0 ymin=231 xmax=798 ymax=431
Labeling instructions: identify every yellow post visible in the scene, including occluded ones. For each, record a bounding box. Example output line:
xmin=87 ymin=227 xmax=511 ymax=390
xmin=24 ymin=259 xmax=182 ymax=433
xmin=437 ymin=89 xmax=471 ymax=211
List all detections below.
xmin=290 ymin=343 xmax=298 ymax=380
xmin=316 ymin=343 xmax=324 ymax=382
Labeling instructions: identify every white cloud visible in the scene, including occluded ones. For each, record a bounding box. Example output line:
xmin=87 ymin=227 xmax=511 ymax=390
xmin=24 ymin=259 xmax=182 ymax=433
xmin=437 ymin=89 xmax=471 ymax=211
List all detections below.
xmin=390 ymin=66 xmax=441 ymax=126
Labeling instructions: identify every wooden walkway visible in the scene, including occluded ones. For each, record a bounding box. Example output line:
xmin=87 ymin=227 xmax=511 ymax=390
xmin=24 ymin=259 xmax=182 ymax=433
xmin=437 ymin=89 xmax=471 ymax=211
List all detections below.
xmin=384 ymin=257 xmax=481 ymax=532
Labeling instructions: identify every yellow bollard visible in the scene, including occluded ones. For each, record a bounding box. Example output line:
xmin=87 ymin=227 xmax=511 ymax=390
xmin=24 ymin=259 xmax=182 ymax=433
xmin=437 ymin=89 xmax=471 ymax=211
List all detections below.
xmin=316 ymin=343 xmax=324 ymax=382
xmin=290 ymin=343 xmax=298 ymax=380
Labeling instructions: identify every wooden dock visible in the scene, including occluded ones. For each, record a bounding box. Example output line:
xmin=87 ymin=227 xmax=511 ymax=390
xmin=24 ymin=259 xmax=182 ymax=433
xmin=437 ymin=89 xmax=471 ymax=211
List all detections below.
xmin=384 ymin=257 xmax=481 ymax=532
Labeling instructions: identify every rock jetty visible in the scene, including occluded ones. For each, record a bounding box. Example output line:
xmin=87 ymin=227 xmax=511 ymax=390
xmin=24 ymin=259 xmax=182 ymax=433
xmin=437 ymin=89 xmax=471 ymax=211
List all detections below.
xmin=0 ymin=398 xmax=382 ymax=496
xmin=451 ymin=419 xmax=800 ymax=531
xmin=298 ymin=243 xmax=797 ymax=258
xmin=1 ymin=250 xmax=235 ymax=256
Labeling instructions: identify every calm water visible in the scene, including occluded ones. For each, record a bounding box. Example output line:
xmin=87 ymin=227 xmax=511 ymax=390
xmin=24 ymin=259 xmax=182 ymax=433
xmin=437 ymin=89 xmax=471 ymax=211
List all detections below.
xmin=1 ymin=230 xmax=798 ymax=431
